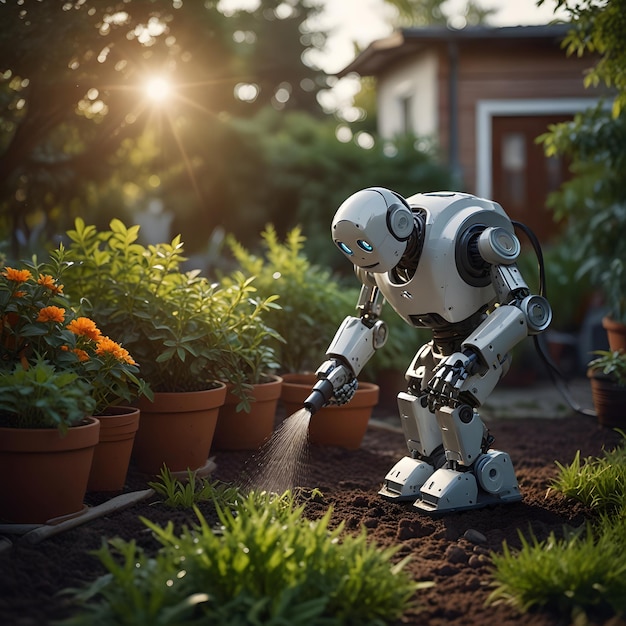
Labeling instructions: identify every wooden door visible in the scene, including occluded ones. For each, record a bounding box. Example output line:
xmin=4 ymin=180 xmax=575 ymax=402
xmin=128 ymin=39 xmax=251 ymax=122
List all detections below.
xmin=491 ymin=115 xmax=572 ymax=244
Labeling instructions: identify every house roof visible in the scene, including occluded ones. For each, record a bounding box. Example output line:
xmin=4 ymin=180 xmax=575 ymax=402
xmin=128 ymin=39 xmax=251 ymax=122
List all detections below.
xmin=336 ymin=23 xmax=571 ymax=78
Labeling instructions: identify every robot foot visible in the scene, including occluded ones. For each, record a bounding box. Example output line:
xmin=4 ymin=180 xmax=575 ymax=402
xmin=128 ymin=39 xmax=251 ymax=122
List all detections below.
xmin=379 ymin=456 xmax=434 ymax=501
xmin=414 ymin=450 xmax=522 ymax=514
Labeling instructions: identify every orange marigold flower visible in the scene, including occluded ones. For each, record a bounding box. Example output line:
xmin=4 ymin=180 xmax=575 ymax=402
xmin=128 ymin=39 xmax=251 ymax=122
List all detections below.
xmin=14 ymin=290 xmax=26 ymax=298
xmin=72 ymin=348 xmax=90 ymax=362
xmin=37 ymin=306 xmax=66 ymax=323
xmin=96 ymin=336 xmax=136 ymax=365
xmin=37 ymin=273 xmax=64 ymax=294
xmin=67 ymin=317 xmax=102 ymax=341
xmin=2 ymin=267 xmax=32 ymax=283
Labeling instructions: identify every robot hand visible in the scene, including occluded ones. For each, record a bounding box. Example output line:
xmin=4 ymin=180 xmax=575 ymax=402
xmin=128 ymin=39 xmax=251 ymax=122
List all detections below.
xmin=330 ymin=376 xmax=358 ymax=405
xmin=427 ymin=351 xmax=479 ymax=411
xmin=304 ymin=358 xmax=357 ymax=415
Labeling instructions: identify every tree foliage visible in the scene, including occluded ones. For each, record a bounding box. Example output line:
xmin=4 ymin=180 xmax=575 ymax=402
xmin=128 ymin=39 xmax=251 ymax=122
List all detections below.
xmin=538 ymin=0 xmax=626 ymax=322
xmin=0 ymin=0 xmax=328 ymax=255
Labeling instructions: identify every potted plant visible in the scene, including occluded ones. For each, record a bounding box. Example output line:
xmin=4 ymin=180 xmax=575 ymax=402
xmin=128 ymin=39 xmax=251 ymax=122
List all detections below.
xmin=210 ymin=272 xmax=285 ymax=450
xmin=0 ymin=264 xmax=102 ymax=523
xmin=587 ymin=349 xmax=626 ymax=428
xmin=228 ymin=225 xmax=380 ymax=449
xmin=63 ymin=314 xmax=151 ymax=492
xmin=58 ymin=219 xmax=279 ymax=473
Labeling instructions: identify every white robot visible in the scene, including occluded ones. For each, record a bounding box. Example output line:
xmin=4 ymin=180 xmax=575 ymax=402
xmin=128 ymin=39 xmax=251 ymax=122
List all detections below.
xmin=303 ymin=188 xmax=552 ymax=514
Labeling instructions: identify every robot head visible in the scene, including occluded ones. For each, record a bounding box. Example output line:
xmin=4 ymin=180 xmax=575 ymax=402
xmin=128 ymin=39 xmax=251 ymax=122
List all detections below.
xmin=331 ymin=187 xmax=413 ymax=273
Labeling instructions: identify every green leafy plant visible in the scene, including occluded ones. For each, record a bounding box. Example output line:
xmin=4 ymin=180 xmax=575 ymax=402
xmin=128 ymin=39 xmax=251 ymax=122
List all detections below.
xmin=0 ymin=259 xmax=149 ymax=426
xmin=213 ymin=271 xmax=283 ymax=411
xmin=59 ymin=219 xmax=280 ymax=402
xmin=551 ymin=432 xmax=626 ymax=515
xmin=488 ymin=517 xmax=626 ymax=619
xmin=148 ymin=465 xmax=241 ymax=510
xmin=489 ymin=433 xmax=626 ymax=622
xmin=0 ymin=359 xmax=95 ymax=433
xmin=228 ymin=225 xmax=356 ymax=374
xmin=60 ymin=490 xmax=423 ymax=626
xmin=587 ymin=350 xmax=626 ymax=387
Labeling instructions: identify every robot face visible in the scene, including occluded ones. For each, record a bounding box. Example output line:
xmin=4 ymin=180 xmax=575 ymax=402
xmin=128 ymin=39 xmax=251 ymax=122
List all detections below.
xmin=331 ymin=188 xmax=412 ymax=273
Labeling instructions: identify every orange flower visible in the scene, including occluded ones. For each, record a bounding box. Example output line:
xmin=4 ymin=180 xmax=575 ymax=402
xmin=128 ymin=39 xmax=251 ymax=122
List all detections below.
xmin=72 ymin=348 xmax=90 ymax=362
xmin=36 ymin=306 xmax=66 ymax=323
xmin=96 ymin=336 xmax=136 ymax=365
xmin=37 ymin=273 xmax=64 ymax=294
xmin=67 ymin=317 xmax=102 ymax=341
xmin=2 ymin=267 xmax=32 ymax=283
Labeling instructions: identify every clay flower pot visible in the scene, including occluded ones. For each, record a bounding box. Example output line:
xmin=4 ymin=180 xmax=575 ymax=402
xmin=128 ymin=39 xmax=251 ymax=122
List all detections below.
xmin=88 ymin=406 xmax=141 ymax=492
xmin=588 ymin=373 xmax=626 ymax=429
xmin=0 ymin=417 xmax=100 ymax=524
xmin=281 ymin=373 xmax=379 ymax=450
xmin=213 ymin=375 xmax=283 ymax=450
xmin=602 ymin=316 xmax=626 ymax=353
xmin=133 ymin=383 xmax=227 ymax=475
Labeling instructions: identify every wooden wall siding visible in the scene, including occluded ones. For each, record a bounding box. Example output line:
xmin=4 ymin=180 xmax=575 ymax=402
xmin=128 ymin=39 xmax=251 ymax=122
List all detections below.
xmin=433 ymin=41 xmax=603 ymax=195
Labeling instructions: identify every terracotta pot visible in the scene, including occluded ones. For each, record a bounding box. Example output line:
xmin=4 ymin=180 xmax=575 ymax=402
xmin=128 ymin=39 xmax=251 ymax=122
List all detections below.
xmin=88 ymin=406 xmax=141 ymax=492
xmin=213 ymin=375 xmax=283 ymax=450
xmin=0 ymin=417 xmax=100 ymax=524
xmin=281 ymin=373 xmax=379 ymax=450
xmin=602 ymin=316 xmax=626 ymax=352
xmin=133 ymin=383 xmax=227 ymax=475
xmin=588 ymin=373 xmax=626 ymax=429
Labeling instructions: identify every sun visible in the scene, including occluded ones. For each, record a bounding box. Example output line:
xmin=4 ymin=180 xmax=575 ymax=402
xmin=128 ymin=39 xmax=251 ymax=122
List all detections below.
xmin=144 ymin=76 xmax=172 ymax=103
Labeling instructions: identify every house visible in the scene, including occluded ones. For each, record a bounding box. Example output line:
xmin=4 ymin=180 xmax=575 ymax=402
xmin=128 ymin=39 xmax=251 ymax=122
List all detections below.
xmin=338 ymin=24 xmax=609 ymax=242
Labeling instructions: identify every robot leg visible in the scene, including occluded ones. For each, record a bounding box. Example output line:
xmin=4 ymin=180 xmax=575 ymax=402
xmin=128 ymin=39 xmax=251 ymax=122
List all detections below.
xmin=414 ymin=405 xmax=521 ymax=513
xmin=379 ymin=391 xmax=444 ymax=500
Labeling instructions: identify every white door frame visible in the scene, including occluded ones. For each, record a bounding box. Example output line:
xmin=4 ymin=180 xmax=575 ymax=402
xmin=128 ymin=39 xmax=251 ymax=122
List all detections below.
xmin=475 ymin=98 xmax=602 ymax=198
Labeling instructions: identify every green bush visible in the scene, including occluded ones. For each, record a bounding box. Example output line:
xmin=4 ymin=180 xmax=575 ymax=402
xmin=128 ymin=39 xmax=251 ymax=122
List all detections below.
xmin=227 ymin=225 xmax=357 ymax=374
xmin=61 ymin=491 xmax=423 ymax=626
xmin=551 ymin=432 xmax=626 ymax=515
xmin=488 ymin=434 xmax=626 ymax=621
xmin=488 ymin=517 xmax=626 ymax=619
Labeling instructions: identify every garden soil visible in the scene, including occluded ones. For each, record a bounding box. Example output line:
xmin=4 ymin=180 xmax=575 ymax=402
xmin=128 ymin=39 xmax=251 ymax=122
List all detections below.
xmin=1 ymin=398 xmax=625 ymax=626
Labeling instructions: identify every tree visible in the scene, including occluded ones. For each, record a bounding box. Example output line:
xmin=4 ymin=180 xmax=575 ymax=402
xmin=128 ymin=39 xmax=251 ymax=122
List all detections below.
xmin=539 ymin=0 xmax=626 ymax=324
xmin=0 ymin=0 xmax=328 ymax=256
xmin=382 ymin=0 xmax=495 ymax=27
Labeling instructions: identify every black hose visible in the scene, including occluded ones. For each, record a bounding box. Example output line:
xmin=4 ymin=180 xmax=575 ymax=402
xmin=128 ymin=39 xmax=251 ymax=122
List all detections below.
xmin=512 ymin=221 xmax=596 ymax=418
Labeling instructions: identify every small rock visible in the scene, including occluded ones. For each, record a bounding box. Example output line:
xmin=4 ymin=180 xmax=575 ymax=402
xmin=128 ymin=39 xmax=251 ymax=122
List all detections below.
xmin=463 ymin=528 xmax=487 ymax=544
xmin=468 ymin=554 xmax=488 ymax=569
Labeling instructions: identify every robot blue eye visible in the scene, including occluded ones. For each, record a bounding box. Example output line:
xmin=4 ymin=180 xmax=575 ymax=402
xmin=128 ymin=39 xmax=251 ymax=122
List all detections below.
xmin=337 ymin=242 xmax=353 ymax=255
xmin=357 ymin=239 xmax=373 ymax=252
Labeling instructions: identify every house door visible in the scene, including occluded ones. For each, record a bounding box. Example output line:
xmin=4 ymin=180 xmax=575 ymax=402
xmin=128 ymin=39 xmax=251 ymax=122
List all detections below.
xmin=491 ymin=115 xmax=572 ymax=244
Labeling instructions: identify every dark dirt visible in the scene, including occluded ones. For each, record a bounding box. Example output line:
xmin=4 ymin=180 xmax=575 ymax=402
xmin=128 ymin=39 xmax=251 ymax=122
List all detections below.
xmin=0 ymin=404 xmax=624 ymax=626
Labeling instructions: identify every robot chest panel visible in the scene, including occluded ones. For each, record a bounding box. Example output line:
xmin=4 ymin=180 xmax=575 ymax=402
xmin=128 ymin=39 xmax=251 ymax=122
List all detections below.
xmin=376 ymin=241 xmax=495 ymax=326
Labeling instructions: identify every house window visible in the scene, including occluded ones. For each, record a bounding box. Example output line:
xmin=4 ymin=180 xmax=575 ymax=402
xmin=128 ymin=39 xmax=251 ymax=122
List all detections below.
xmin=501 ymin=132 xmax=526 ymax=207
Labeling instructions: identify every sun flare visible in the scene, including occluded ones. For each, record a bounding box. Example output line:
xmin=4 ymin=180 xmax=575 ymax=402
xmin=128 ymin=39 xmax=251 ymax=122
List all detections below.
xmin=145 ymin=76 xmax=171 ymax=103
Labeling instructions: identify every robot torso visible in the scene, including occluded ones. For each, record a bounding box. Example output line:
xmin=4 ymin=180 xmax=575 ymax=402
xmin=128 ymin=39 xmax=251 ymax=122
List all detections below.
xmin=373 ymin=192 xmax=515 ymax=329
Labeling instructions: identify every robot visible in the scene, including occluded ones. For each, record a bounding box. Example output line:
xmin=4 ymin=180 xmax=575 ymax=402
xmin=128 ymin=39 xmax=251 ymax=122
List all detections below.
xmin=303 ymin=188 xmax=552 ymax=514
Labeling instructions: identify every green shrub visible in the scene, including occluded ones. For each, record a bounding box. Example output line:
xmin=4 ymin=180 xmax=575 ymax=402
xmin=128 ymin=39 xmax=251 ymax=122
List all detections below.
xmin=488 ymin=517 xmax=626 ymax=619
xmin=489 ymin=434 xmax=626 ymax=622
xmin=61 ymin=491 xmax=423 ymax=626
xmin=551 ymin=432 xmax=626 ymax=515
xmin=227 ymin=225 xmax=356 ymax=374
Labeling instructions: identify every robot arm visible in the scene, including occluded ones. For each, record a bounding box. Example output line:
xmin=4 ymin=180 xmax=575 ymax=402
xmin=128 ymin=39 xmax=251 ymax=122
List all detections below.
xmin=427 ymin=227 xmax=552 ymax=410
xmin=304 ymin=278 xmax=388 ymax=415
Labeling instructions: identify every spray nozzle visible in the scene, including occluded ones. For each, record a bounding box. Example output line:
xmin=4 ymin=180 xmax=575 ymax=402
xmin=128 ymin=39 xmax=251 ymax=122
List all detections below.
xmin=303 ymin=378 xmax=334 ymax=415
